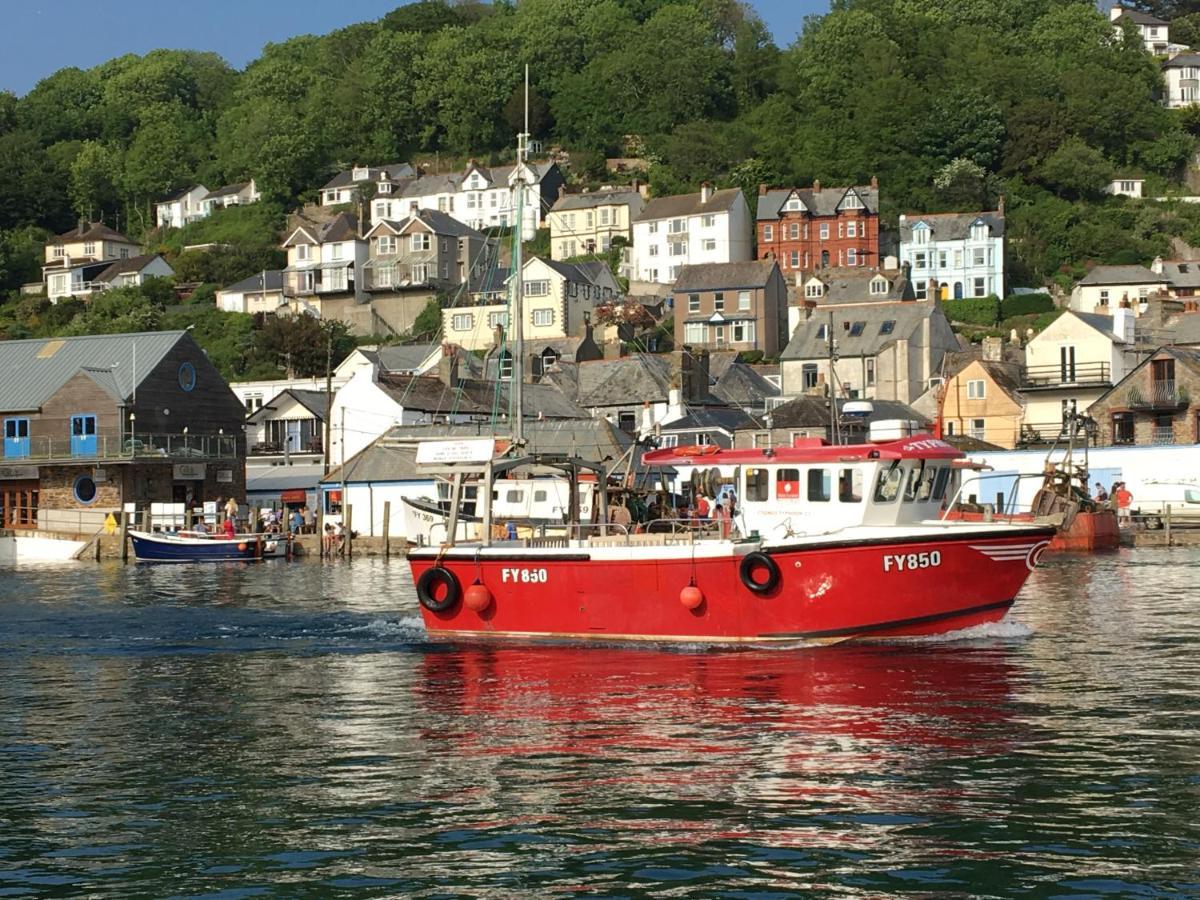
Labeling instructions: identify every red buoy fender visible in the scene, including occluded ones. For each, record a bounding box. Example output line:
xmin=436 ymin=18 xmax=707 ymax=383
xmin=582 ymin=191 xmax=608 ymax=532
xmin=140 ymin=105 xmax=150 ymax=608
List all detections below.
xmin=464 ymin=579 xmax=492 ymax=613
xmin=680 ymin=584 xmax=704 ymax=610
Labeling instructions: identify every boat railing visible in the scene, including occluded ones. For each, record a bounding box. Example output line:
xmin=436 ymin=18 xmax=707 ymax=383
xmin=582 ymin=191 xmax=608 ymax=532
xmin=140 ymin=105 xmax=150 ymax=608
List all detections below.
xmin=940 ymin=472 xmax=1066 ymax=523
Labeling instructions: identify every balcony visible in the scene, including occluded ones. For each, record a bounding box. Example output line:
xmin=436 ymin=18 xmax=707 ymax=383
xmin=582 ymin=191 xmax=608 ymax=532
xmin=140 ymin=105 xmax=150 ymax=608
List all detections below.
xmin=1127 ymin=381 xmax=1189 ymax=409
xmin=1152 ymin=425 xmax=1176 ymax=445
xmin=2 ymin=432 xmax=239 ymax=464
xmin=1021 ymin=362 xmax=1111 ymax=390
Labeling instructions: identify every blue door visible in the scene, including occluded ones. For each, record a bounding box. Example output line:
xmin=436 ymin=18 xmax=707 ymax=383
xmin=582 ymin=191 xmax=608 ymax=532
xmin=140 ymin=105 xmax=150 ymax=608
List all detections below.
xmin=4 ymin=418 xmax=29 ymax=458
xmin=71 ymin=414 xmax=97 ymax=457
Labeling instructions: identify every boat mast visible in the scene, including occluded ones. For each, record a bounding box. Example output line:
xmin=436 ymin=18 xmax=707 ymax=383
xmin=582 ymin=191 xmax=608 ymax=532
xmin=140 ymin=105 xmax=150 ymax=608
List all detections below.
xmin=827 ymin=310 xmax=840 ymax=445
xmin=511 ymin=64 xmax=530 ymax=447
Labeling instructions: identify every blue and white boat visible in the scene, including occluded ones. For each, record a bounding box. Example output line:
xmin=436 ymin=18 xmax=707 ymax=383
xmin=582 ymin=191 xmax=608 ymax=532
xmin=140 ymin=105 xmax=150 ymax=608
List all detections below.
xmin=128 ymin=530 xmax=291 ymax=562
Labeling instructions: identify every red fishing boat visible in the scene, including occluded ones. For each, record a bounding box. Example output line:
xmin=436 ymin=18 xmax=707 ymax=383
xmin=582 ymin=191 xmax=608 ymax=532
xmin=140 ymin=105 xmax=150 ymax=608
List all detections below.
xmin=406 ymin=435 xmax=1055 ymax=647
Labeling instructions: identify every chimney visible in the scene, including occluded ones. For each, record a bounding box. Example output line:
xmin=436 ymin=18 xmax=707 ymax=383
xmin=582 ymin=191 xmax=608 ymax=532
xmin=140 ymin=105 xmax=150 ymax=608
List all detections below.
xmin=78 ymin=219 xmax=87 ymax=235
xmin=438 ymin=344 xmax=460 ymax=387
xmin=1112 ymin=307 xmax=1136 ymax=343
xmin=870 ymin=175 xmax=878 ymax=190
xmin=759 ymin=183 xmax=768 ymax=196
xmin=700 ymin=182 xmax=712 ymax=204
xmin=1152 ymin=255 xmax=1164 ymax=275
xmin=558 ymin=184 xmax=566 ymax=200
xmin=813 ymin=179 xmax=821 ymax=193
xmin=1110 ymin=5 xmax=1124 ymax=22
xmin=997 ymin=193 xmax=1006 ymax=217
xmin=982 ymin=336 xmax=1003 ymax=362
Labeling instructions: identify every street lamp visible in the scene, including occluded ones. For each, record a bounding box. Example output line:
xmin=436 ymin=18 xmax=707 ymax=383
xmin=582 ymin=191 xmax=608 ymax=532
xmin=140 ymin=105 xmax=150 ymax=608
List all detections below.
xmin=128 ymin=412 xmax=136 ymax=454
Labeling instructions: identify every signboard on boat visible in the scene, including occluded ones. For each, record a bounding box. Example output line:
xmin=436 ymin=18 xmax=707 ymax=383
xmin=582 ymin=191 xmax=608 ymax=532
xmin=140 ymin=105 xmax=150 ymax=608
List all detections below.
xmin=415 ymin=439 xmax=497 ymax=465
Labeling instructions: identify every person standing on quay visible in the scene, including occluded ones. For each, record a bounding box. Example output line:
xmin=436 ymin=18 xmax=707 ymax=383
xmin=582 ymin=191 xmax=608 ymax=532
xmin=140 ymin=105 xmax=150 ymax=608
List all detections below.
xmin=1114 ymin=482 xmax=1134 ymax=526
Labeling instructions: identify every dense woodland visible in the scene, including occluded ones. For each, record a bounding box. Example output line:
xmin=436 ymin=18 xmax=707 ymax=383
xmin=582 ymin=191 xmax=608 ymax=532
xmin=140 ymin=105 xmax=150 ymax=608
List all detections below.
xmin=4 ymin=0 xmax=1200 ymax=375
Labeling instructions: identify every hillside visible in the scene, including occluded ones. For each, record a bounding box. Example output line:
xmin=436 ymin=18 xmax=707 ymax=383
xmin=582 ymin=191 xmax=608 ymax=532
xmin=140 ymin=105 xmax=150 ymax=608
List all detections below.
xmin=3 ymin=0 xmax=1200 ymax=327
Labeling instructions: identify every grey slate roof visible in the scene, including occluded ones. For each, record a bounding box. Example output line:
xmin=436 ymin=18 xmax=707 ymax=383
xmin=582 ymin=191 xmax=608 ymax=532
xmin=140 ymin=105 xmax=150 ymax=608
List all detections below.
xmin=223 ymin=270 xmax=284 ymax=293
xmin=768 ymin=397 xmax=928 ymax=429
xmin=1164 ymin=53 xmax=1200 ymax=68
xmin=321 ymin=162 xmax=415 ymax=190
xmin=707 ymin=354 xmax=780 ymax=409
xmin=756 ymin=184 xmax=879 ymax=221
xmin=898 ymin=210 xmax=1005 ymax=241
xmin=95 ymin=254 xmax=169 ymax=283
xmin=798 ymin=267 xmax=914 ymax=305
xmin=324 ymin=417 xmax=647 ymax=484
xmin=245 ymin=389 xmax=329 ymax=424
xmin=1116 ymin=8 xmax=1167 ymax=26
xmin=1072 ymin=311 xmax=1121 ymax=342
xmin=54 ymin=222 xmax=134 ymax=244
xmin=660 ymin=406 xmax=760 ymax=433
xmin=564 ymin=355 xmax=674 ymax=407
xmin=374 ymin=373 xmax=588 ymax=419
xmin=286 ymin=212 xmax=359 ymax=246
xmin=375 ymin=343 xmax=438 ymax=374
xmin=782 ymin=302 xmax=947 ymax=360
xmin=0 ymin=331 xmax=185 ymax=413
xmin=1159 ymin=260 xmax=1200 ymax=289
xmin=203 ymin=182 xmax=253 ymax=200
xmin=672 ymin=260 xmax=779 ymax=292
xmin=551 ymin=189 xmax=644 ymax=214
xmin=1077 ymin=265 xmax=1167 ymax=286
xmin=635 ymin=188 xmax=743 ymax=223
xmin=540 ymin=257 xmax=612 ymax=286
xmin=397 ymin=161 xmax=557 ymax=199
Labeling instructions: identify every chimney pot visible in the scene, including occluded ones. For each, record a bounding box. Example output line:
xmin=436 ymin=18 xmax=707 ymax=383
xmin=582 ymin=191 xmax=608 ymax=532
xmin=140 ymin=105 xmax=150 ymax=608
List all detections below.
xmin=813 ymin=179 xmax=821 ymax=193
xmin=870 ymin=175 xmax=878 ymax=190
xmin=700 ymin=181 xmax=712 ymax=203
xmin=558 ymin=184 xmax=566 ymax=199
xmin=759 ymin=183 xmax=768 ymax=196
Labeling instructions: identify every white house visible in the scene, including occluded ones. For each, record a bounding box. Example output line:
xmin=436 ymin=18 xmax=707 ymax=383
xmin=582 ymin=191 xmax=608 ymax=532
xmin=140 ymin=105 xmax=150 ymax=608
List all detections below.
xmin=216 ymin=270 xmax=286 ymax=314
xmin=897 ymin=207 xmax=1005 ymax=300
xmin=320 ymin=162 xmax=415 ymax=209
xmin=1021 ymin=309 xmax=1139 ymax=442
xmin=201 ymin=180 xmax=261 ymax=215
xmin=1106 ymin=177 xmax=1145 ymax=199
xmin=1162 ymin=54 xmax=1200 ymax=108
xmin=46 ymin=254 xmax=174 ymax=303
xmin=375 ymin=160 xmax=564 ymax=234
xmin=1068 ymin=265 xmax=1169 ymax=315
xmin=1111 ymin=6 xmax=1172 ymax=55
xmin=281 ymin=213 xmax=367 ymax=305
xmin=155 ymin=185 xmax=209 ymax=229
xmin=447 ymin=257 xmax=620 ymax=351
xmin=631 ymin=184 xmax=753 ymax=286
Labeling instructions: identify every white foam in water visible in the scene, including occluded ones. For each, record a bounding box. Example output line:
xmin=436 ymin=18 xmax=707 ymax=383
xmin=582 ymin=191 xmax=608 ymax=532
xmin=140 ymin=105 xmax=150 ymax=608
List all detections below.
xmin=882 ymin=618 xmax=1034 ymax=644
xmin=357 ymin=616 xmax=427 ymax=640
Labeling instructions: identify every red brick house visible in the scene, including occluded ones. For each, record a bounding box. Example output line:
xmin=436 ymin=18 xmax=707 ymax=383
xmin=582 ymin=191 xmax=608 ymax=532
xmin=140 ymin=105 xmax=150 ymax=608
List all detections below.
xmin=756 ymin=179 xmax=881 ymax=276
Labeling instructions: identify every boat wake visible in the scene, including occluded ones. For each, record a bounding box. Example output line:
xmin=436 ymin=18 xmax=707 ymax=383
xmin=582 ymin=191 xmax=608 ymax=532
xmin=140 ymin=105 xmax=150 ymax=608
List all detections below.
xmin=881 ymin=618 xmax=1034 ymax=645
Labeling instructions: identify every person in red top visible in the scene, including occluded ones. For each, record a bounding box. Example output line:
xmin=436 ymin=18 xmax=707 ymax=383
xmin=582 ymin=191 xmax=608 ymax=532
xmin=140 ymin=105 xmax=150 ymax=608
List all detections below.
xmin=222 ymin=516 xmax=236 ymax=538
xmin=695 ymin=494 xmax=710 ymax=521
xmin=1114 ymin=482 xmax=1134 ymax=526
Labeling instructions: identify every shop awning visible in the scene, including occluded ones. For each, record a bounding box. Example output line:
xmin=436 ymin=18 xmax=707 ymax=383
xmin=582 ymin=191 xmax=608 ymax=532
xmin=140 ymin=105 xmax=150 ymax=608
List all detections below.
xmin=280 ymin=488 xmax=308 ymax=504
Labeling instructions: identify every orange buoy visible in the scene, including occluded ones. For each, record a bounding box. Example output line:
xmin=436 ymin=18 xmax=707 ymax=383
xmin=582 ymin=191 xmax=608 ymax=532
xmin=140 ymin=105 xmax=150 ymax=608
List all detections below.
xmin=680 ymin=583 xmax=704 ymax=610
xmin=464 ymin=580 xmax=492 ymax=613
xmin=237 ymin=542 xmax=247 ymax=551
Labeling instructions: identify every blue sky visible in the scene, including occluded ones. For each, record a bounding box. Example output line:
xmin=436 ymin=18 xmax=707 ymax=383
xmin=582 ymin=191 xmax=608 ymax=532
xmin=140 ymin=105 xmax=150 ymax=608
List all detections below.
xmin=4 ymin=0 xmax=828 ymax=97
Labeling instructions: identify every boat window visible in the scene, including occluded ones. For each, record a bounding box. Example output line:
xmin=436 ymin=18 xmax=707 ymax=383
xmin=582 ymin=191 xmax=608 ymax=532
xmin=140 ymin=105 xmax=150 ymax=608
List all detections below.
xmin=776 ymin=468 xmax=801 ymax=501
xmin=932 ymin=467 xmax=952 ymax=501
xmin=505 ymin=490 xmax=523 ymax=503
xmin=903 ymin=464 xmax=923 ymax=502
xmin=534 ymin=490 xmax=547 ymax=502
xmin=917 ymin=465 xmax=937 ymax=501
xmin=838 ymin=468 xmax=863 ymax=502
xmin=807 ymin=468 xmax=831 ymax=502
xmin=873 ymin=465 xmax=903 ymax=503
xmin=745 ymin=468 xmax=769 ymax=502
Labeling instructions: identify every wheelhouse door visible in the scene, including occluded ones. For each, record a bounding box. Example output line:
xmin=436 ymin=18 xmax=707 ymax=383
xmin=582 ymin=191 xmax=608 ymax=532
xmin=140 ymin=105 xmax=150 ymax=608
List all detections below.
xmin=4 ymin=418 xmax=29 ymax=458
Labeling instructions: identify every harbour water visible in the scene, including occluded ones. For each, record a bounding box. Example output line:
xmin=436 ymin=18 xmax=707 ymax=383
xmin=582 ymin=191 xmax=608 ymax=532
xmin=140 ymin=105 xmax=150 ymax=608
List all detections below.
xmin=1 ymin=550 xmax=1198 ymax=897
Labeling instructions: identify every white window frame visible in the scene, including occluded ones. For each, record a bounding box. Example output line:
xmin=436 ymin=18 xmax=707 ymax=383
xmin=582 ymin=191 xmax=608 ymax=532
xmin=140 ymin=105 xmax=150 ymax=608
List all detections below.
xmin=967 ymin=379 xmax=986 ymax=400
xmin=452 ymin=313 xmax=474 ymax=331
xmin=532 ymin=308 xmax=554 ymax=326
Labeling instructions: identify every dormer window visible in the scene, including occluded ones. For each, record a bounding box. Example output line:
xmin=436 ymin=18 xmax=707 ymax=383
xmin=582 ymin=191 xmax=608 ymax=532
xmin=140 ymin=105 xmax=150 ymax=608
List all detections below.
xmin=378 ymin=182 xmax=392 ymax=194
xmin=805 ymin=280 xmax=824 ymax=299
xmin=869 ymin=277 xmax=888 ymax=296
xmin=913 ymin=224 xmax=930 ymax=245
xmin=784 ymin=197 xmax=804 ymax=212
xmin=840 ymin=192 xmax=863 ymax=210
xmin=970 ymin=223 xmax=988 ymax=240
xmin=352 ymin=166 xmax=370 ymax=181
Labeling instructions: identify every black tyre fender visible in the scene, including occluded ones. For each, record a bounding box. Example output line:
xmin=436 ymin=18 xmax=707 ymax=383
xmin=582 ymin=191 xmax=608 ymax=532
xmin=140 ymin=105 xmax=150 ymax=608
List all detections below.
xmin=417 ymin=566 xmax=461 ymax=612
xmin=740 ymin=551 xmax=781 ymax=595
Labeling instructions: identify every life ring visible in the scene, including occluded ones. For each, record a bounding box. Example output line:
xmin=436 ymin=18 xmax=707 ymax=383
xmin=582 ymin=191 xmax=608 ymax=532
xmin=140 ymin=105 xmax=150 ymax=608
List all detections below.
xmin=740 ymin=551 xmax=781 ymax=595
xmin=417 ymin=566 xmax=461 ymax=612
xmin=672 ymin=444 xmax=719 ymax=457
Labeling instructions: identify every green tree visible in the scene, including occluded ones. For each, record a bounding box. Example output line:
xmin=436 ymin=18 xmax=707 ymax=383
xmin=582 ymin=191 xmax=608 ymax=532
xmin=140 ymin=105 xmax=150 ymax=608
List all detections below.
xmin=69 ymin=141 xmax=123 ymax=221
xmin=1036 ymin=138 xmax=1113 ymax=200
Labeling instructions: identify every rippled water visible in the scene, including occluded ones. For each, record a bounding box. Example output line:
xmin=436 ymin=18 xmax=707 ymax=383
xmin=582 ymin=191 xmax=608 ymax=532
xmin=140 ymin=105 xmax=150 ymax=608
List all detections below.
xmin=1 ymin=550 xmax=1199 ymax=897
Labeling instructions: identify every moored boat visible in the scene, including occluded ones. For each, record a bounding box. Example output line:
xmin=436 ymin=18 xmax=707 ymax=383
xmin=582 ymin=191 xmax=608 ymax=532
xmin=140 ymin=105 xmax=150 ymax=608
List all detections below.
xmin=129 ymin=529 xmax=291 ymax=563
xmin=406 ymin=435 xmax=1056 ymax=646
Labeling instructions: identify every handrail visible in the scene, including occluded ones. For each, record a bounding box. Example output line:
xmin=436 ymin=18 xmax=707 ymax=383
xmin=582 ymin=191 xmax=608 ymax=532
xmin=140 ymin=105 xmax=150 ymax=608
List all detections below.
xmin=2 ymin=432 xmax=238 ymax=462
xmin=940 ymin=472 xmax=1059 ymax=522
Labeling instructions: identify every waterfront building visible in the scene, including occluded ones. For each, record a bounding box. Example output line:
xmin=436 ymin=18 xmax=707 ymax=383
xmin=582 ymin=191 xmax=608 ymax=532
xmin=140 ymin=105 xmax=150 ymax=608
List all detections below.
xmin=755 ymin=179 xmax=881 ymax=275
xmin=0 ymin=331 xmax=246 ymax=534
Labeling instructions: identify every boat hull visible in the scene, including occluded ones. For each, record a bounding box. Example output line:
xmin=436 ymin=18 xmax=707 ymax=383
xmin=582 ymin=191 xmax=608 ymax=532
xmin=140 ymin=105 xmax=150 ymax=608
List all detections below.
xmin=408 ymin=526 xmax=1055 ymax=646
xmin=129 ymin=531 xmax=289 ymax=563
